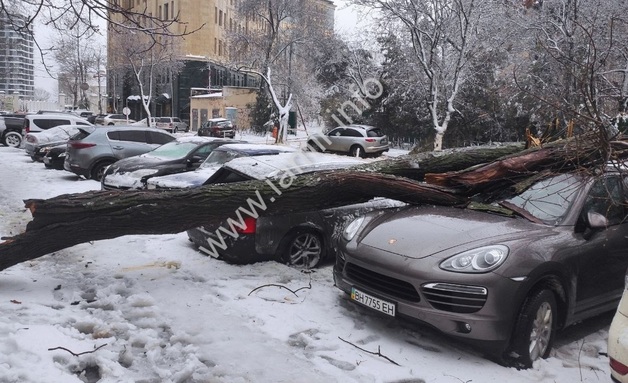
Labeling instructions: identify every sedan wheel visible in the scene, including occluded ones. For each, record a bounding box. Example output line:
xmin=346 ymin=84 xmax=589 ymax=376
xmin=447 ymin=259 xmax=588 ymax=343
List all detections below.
xmin=509 ymin=289 xmax=557 ymax=368
xmin=282 ymin=231 xmax=324 ymax=269
xmin=3 ymin=132 xmax=22 ymax=148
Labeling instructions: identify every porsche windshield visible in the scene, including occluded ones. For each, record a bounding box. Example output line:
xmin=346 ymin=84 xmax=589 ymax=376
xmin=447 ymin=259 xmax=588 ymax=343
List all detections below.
xmin=503 ymin=173 xmax=585 ymax=224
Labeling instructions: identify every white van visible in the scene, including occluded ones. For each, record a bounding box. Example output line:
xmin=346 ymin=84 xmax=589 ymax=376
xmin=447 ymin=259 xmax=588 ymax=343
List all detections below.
xmin=23 ymin=113 xmax=91 ymax=135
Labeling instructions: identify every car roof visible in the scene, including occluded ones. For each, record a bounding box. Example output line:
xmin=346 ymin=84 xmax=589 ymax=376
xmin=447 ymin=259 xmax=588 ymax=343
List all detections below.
xmin=214 ymin=143 xmax=297 ymax=154
xmin=222 ymin=151 xmax=368 ymax=180
xmin=27 ymin=113 xmax=87 ymax=120
xmin=207 ymin=117 xmax=229 ymax=122
xmin=25 ymin=124 xmax=86 ymax=137
xmin=174 ymin=136 xmax=239 ymax=144
xmin=75 ymin=125 xmax=174 ymax=135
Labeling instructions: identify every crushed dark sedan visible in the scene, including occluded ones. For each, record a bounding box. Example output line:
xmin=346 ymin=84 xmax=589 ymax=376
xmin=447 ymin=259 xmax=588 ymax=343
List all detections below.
xmin=334 ymin=170 xmax=628 ymax=368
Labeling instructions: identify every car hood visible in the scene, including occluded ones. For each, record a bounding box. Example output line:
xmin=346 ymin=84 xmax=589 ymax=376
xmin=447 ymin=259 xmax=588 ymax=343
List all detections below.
xmin=147 ymin=165 xmax=222 ymax=189
xmin=109 ymin=155 xmax=181 ymax=173
xmin=357 ymin=205 xmax=547 ymax=260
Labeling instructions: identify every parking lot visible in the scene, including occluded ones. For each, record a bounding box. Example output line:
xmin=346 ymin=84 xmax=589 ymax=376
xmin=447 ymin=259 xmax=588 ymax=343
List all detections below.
xmin=0 ymin=144 xmax=613 ymax=382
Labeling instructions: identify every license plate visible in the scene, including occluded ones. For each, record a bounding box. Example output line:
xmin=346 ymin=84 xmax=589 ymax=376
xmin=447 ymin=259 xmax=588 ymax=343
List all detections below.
xmin=351 ymin=287 xmax=396 ymax=316
xmin=381 ymin=139 xmax=388 ymax=144
xmin=43 ymin=157 xmax=50 ymax=164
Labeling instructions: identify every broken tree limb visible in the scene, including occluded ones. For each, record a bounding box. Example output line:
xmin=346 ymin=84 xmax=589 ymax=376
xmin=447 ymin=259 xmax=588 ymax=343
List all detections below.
xmin=355 ymin=143 xmax=526 ymax=181
xmin=425 ymin=134 xmax=628 ymax=194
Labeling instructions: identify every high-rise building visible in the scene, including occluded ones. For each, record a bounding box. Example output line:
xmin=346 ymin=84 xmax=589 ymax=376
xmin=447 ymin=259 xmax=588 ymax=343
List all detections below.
xmin=0 ymin=10 xmax=35 ymax=102
xmin=107 ymin=0 xmax=334 ymax=124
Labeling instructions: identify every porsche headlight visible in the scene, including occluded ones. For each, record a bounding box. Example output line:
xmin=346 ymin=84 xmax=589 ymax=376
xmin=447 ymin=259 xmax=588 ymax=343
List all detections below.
xmin=343 ymin=216 xmax=365 ymax=242
xmin=440 ymin=245 xmax=509 ymax=273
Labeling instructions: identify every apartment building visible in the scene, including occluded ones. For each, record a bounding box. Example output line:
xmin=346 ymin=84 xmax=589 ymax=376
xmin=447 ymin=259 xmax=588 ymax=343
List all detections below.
xmin=0 ymin=10 xmax=35 ymax=105
xmin=107 ymin=0 xmax=334 ymax=126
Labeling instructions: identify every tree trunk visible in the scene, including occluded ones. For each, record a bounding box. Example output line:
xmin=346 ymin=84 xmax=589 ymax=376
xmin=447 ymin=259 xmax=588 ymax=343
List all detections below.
xmin=1 ymin=134 xmax=626 ymax=271
xmin=0 ymin=172 xmax=462 ymax=271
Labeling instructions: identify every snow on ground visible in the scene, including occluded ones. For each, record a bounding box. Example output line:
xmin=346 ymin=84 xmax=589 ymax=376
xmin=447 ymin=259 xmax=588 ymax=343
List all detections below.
xmin=0 ymin=133 xmax=614 ymax=383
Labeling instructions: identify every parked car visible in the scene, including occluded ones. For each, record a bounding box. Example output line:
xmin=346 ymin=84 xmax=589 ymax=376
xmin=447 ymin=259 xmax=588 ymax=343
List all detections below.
xmin=198 ymin=118 xmax=235 ymax=138
xmin=64 ymin=126 xmax=175 ymax=180
xmin=94 ymin=114 xmax=135 ymax=126
xmin=307 ymin=125 xmax=389 ymax=157
xmin=22 ymin=113 xmax=91 ymax=135
xmin=145 ymin=143 xmax=294 ymax=190
xmin=24 ymin=124 xmax=84 ymax=159
xmin=101 ymin=137 xmax=235 ymax=190
xmin=41 ymin=143 xmax=68 ymax=170
xmin=87 ymin=114 xmax=104 ymax=124
xmin=0 ymin=115 xmax=26 ymax=147
xmin=609 ymin=273 xmax=628 ymax=382
xmin=185 ymin=152 xmax=401 ymax=268
xmin=332 ymin=170 xmax=628 ymax=368
xmin=155 ymin=117 xmax=189 ymax=133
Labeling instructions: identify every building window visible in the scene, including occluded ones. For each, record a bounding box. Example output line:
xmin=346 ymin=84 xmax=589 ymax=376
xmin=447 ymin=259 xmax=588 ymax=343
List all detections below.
xmin=219 ymin=10 xmax=223 ymax=26
xmin=218 ymin=40 xmax=222 ymax=56
xmin=214 ymin=38 xmax=217 ymax=54
xmin=159 ymin=5 xmax=162 ymax=19
xmin=215 ymin=7 xmax=218 ymax=24
xmin=164 ymin=3 xmax=169 ymax=19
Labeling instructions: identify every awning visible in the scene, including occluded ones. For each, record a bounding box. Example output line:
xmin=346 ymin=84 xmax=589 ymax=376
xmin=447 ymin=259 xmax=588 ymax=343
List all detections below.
xmin=155 ymin=93 xmax=171 ymax=104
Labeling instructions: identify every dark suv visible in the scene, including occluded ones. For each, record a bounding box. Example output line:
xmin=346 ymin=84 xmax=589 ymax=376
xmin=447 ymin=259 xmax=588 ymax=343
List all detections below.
xmin=198 ymin=118 xmax=235 ymax=138
xmin=64 ymin=126 xmax=175 ymax=180
xmin=0 ymin=115 xmax=26 ymax=147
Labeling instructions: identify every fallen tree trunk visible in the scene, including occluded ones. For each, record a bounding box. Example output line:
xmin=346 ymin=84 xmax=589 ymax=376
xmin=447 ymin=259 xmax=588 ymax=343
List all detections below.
xmin=0 ymin=172 xmax=463 ymax=271
xmin=1 ymin=134 xmax=626 ymax=271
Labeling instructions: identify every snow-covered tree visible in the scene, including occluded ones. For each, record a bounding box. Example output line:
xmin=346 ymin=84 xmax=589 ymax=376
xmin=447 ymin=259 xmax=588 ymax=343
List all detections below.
xmin=229 ymin=0 xmax=331 ymax=141
xmin=53 ymin=16 xmax=104 ymax=110
xmin=515 ymin=0 xmax=628 ymax=132
xmin=109 ymin=25 xmax=183 ymax=123
xmin=353 ymin=0 xmax=501 ymax=150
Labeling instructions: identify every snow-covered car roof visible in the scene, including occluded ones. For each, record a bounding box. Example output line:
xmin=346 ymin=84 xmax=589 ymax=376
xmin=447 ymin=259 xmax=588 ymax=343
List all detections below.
xmin=146 ymin=144 xmax=298 ymax=189
xmin=214 ymin=143 xmax=297 ymax=153
xmin=174 ymin=136 xmax=231 ymax=144
xmin=25 ymin=124 xmax=85 ymax=141
xmin=223 ymin=152 xmax=368 ymax=180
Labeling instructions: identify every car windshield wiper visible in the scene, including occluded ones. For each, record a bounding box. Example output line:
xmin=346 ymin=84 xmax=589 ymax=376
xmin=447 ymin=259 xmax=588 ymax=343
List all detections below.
xmin=497 ymin=201 xmax=544 ymax=224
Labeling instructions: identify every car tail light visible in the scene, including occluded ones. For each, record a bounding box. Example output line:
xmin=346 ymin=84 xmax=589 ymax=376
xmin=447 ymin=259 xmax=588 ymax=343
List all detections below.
xmin=24 ymin=119 xmax=30 ymax=133
xmin=235 ymin=217 xmax=257 ymax=234
xmin=26 ymin=136 xmax=37 ymax=143
xmin=69 ymin=142 xmax=97 ymax=149
xmin=365 ymin=138 xmax=376 ymax=142
xmin=611 ymin=357 xmax=628 ymax=375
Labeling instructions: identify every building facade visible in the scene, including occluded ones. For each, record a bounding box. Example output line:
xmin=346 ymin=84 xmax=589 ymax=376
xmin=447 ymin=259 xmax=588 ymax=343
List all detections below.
xmin=107 ymin=0 xmax=334 ymax=126
xmin=0 ymin=10 xmax=35 ymax=108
